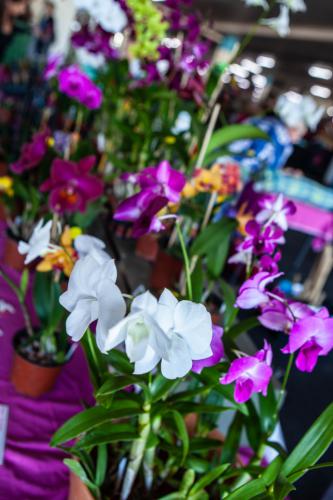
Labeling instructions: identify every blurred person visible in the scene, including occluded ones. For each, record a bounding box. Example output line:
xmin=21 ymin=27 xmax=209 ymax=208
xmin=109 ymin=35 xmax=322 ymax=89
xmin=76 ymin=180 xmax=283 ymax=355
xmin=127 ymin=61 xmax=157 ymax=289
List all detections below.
xmin=0 ymin=0 xmax=31 ymax=64
xmin=35 ymin=1 xmax=55 ymax=56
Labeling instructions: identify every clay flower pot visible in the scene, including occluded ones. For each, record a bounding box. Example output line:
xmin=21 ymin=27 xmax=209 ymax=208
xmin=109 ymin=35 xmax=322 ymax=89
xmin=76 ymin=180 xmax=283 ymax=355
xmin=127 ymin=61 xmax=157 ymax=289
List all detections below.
xmin=150 ymin=249 xmax=182 ymax=291
xmin=68 ymin=471 xmax=94 ymax=500
xmin=3 ymin=235 xmax=25 ymax=272
xmin=135 ymin=234 xmax=159 ymax=262
xmin=11 ymin=331 xmax=64 ymax=398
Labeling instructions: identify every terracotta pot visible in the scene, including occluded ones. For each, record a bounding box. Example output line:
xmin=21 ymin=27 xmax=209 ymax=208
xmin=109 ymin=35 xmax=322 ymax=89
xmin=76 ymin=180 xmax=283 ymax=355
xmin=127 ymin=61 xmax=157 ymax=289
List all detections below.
xmin=11 ymin=333 xmax=63 ymax=398
xmin=3 ymin=236 xmax=25 ymax=272
xmin=68 ymin=471 xmax=94 ymax=500
xmin=150 ymin=249 xmax=182 ymax=291
xmin=135 ymin=234 xmax=158 ymax=262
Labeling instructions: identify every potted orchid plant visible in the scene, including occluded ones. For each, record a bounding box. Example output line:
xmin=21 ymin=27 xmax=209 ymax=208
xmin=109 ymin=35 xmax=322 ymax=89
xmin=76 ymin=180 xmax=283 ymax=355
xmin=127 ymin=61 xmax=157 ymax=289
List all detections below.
xmin=51 ymin=189 xmax=333 ymax=499
xmin=0 ymin=215 xmax=109 ymax=398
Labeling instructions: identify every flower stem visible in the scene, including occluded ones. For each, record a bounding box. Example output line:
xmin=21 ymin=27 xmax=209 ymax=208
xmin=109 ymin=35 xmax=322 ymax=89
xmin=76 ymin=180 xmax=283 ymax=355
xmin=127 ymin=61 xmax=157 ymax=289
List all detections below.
xmin=81 ymin=329 xmax=105 ymax=389
xmin=276 ymin=353 xmax=294 ymax=416
xmin=0 ymin=267 xmax=34 ymax=337
xmin=121 ymin=402 xmax=151 ymax=500
xmin=176 ymin=220 xmax=193 ymax=301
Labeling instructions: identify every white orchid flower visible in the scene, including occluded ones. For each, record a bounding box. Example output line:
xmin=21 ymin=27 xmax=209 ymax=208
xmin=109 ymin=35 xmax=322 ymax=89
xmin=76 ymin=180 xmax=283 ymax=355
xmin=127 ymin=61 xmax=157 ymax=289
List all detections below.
xmin=172 ymin=111 xmax=192 ymax=135
xmin=59 ymin=249 xmax=126 ymax=351
xmin=256 ymin=193 xmax=294 ymax=230
xmin=74 ymin=234 xmax=107 ymax=259
xmin=261 ymin=6 xmax=290 ymax=37
xmin=18 ymin=219 xmax=54 ymax=264
xmin=74 ymin=0 xmax=128 ymax=33
xmin=105 ymin=289 xmax=213 ymax=379
xmin=244 ymin=0 xmax=269 ymax=9
xmin=155 ymin=290 xmax=213 ymax=379
xmin=279 ymin=0 xmax=306 ymax=12
xmin=105 ymin=291 xmax=170 ymax=374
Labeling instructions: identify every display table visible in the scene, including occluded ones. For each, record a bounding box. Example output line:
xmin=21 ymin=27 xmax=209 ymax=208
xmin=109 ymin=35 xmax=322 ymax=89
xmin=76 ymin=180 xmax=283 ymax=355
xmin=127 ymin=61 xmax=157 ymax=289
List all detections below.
xmin=0 ymin=223 xmax=93 ymax=500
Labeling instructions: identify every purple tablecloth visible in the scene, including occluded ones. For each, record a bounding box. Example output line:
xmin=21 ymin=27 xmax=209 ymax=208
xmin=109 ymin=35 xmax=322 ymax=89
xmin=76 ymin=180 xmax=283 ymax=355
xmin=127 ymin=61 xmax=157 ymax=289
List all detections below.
xmin=0 ymin=223 xmax=93 ymax=500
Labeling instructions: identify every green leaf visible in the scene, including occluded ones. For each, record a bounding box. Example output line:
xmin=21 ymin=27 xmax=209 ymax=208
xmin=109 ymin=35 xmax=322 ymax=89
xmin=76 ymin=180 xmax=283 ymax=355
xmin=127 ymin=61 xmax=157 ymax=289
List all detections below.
xmin=191 ymin=257 xmax=204 ymax=303
xmin=107 ymin=349 xmax=133 ymax=374
xmin=282 ymin=402 xmax=333 ymax=482
xmin=151 ymin=375 xmax=179 ymax=403
xmin=75 ymin=423 xmax=139 ymax=449
xmin=203 ymin=124 xmax=269 ymax=166
xmin=225 ymin=317 xmax=260 ymax=341
xmin=191 ymin=219 xmax=235 ymax=257
xmin=63 ymin=459 xmax=97 ymax=492
xmin=51 ymin=401 xmax=142 ymax=446
xmin=227 ymin=477 xmax=267 ymax=500
xmin=262 ymin=455 xmax=283 ymax=486
xmin=244 ymin=401 xmax=261 ymax=453
xmin=19 ymin=269 xmax=29 ymax=299
xmin=189 ymin=464 xmax=230 ymax=495
xmin=96 ymin=375 xmax=138 ymax=402
xmin=95 ymin=444 xmax=108 ymax=487
xmin=220 ymin=279 xmax=238 ymax=330
xmin=259 ymin=382 xmax=278 ymax=435
xmin=190 ymin=437 xmax=224 ymax=453
xmin=171 ymin=402 xmax=233 ymax=414
xmin=169 ymin=410 xmax=189 ymax=465
xmin=206 ymin=234 xmax=231 ymax=278
xmin=221 ymin=412 xmax=244 ymax=464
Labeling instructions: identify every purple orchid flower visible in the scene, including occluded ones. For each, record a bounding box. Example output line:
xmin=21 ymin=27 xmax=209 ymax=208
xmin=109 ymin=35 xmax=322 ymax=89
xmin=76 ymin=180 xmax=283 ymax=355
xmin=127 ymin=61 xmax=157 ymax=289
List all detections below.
xmin=256 ymin=193 xmax=296 ymax=231
xmin=220 ymin=341 xmax=273 ymax=404
xmin=259 ymin=296 xmax=313 ymax=332
xmin=43 ymin=53 xmax=63 ymax=80
xmin=114 ymin=161 xmax=185 ymax=237
xmin=72 ymin=25 xmax=118 ymax=60
xmin=242 ymin=221 xmax=285 ymax=256
xmin=192 ymin=325 xmax=224 ymax=373
xmin=236 ymin=271 xmax=283 ymax=310
xmin=10 ymin=129 xmax=50 ymax=174
xmin=58 ymin=66 xmax=103 ymax=110
xmin=258 ymin=252 xmax=281 ymax=274
xmin=40 ymin=156 xmax=103 ymax=214
xmin=281 ymin=308 xmax=333 ymax=372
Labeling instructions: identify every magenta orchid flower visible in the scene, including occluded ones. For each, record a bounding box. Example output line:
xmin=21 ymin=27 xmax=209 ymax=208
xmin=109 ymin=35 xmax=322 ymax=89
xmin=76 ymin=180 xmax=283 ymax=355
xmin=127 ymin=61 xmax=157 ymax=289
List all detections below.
xmin=58 ymin=66 xmax=103 ymax=110
xmin=40 ymin=156 xmax=103 ymax=214
xmin=43 ymin=53 xmax=63 ymax=80
xmin=242 ymin=220 xmax=285 ymax=256
xmin=10 ymin=129 xmax=50 ymax=174
xmin=258 ymin=252 xmax=281 ymax=274
xmin=236 ymin=271 xmax=283 ymax=310
xmin=114 ymin=161 xmax=185 ymax=237
xmin=192 ymin=325 xmax=224 ymax=373
xmin=256 ymin=193 xmax=296 ymax=231
xmin=259 ymin=297 xmax=313 ymax=332
xmin=281 ymin=308 xmax=333 ymax=372
xmin=220 ymin=341 xmax=273 ymax=403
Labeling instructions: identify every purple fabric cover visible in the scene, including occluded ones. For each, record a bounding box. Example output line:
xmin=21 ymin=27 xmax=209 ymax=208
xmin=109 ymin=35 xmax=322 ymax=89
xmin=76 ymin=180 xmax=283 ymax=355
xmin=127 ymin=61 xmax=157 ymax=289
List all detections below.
xmin=0 ymin=223 xmax=93 ymax=499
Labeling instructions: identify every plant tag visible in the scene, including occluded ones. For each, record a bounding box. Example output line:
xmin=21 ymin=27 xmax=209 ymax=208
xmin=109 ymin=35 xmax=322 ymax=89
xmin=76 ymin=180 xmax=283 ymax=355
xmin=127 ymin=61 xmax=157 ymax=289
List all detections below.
xmin=0 ymin=405 xmax=9 ymax=465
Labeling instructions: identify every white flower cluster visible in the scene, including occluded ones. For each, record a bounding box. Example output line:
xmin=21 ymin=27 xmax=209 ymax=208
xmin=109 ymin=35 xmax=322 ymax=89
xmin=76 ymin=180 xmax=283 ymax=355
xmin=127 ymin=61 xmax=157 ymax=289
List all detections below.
xmin=244 ymin=0 xmax=306 ymax=37
xmin=60 ymin=251 xmax=213 ymax=379
xmin=74 ymin=0 xmax=128 ymax=33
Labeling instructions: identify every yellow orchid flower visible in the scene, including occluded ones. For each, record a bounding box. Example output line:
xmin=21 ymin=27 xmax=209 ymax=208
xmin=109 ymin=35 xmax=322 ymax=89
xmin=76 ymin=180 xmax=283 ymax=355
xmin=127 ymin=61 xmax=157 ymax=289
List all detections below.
xmin=0 ymin=176 xmax=14 ymax=197
xmin=37 ymin=226 xmax=80 ymax=277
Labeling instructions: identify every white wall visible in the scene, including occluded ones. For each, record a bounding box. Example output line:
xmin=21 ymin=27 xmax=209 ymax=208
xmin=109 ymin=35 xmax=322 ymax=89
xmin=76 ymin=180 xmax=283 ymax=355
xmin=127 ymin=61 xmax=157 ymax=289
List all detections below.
xmin=31 ymin=0 xmax=76 ymax=55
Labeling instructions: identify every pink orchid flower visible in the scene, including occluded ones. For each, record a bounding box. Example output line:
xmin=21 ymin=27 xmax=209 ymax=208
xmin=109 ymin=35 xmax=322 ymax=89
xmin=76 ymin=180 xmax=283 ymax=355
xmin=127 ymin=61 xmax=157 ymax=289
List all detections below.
xmin=220 ymin=341 xmax=273 ymax=403
xmin=58 ymin=65 xmax=103 ymax=110
xmin=281 ymin=308 xmax=333 ymax=372
xmin=10 ymin=129 xmax=50 ymax=174
xmin=259 ymin=297 xmax=313 ymax=332
xmin=192 ymin=325 xmax=224 ymax=373
xmin=236 ymin=271 xmax=283 ymax=310
xmin=114 ymin=161 xmax=185 ymax=237
xmin=40 ymin=156 xmax=103 ymax=214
